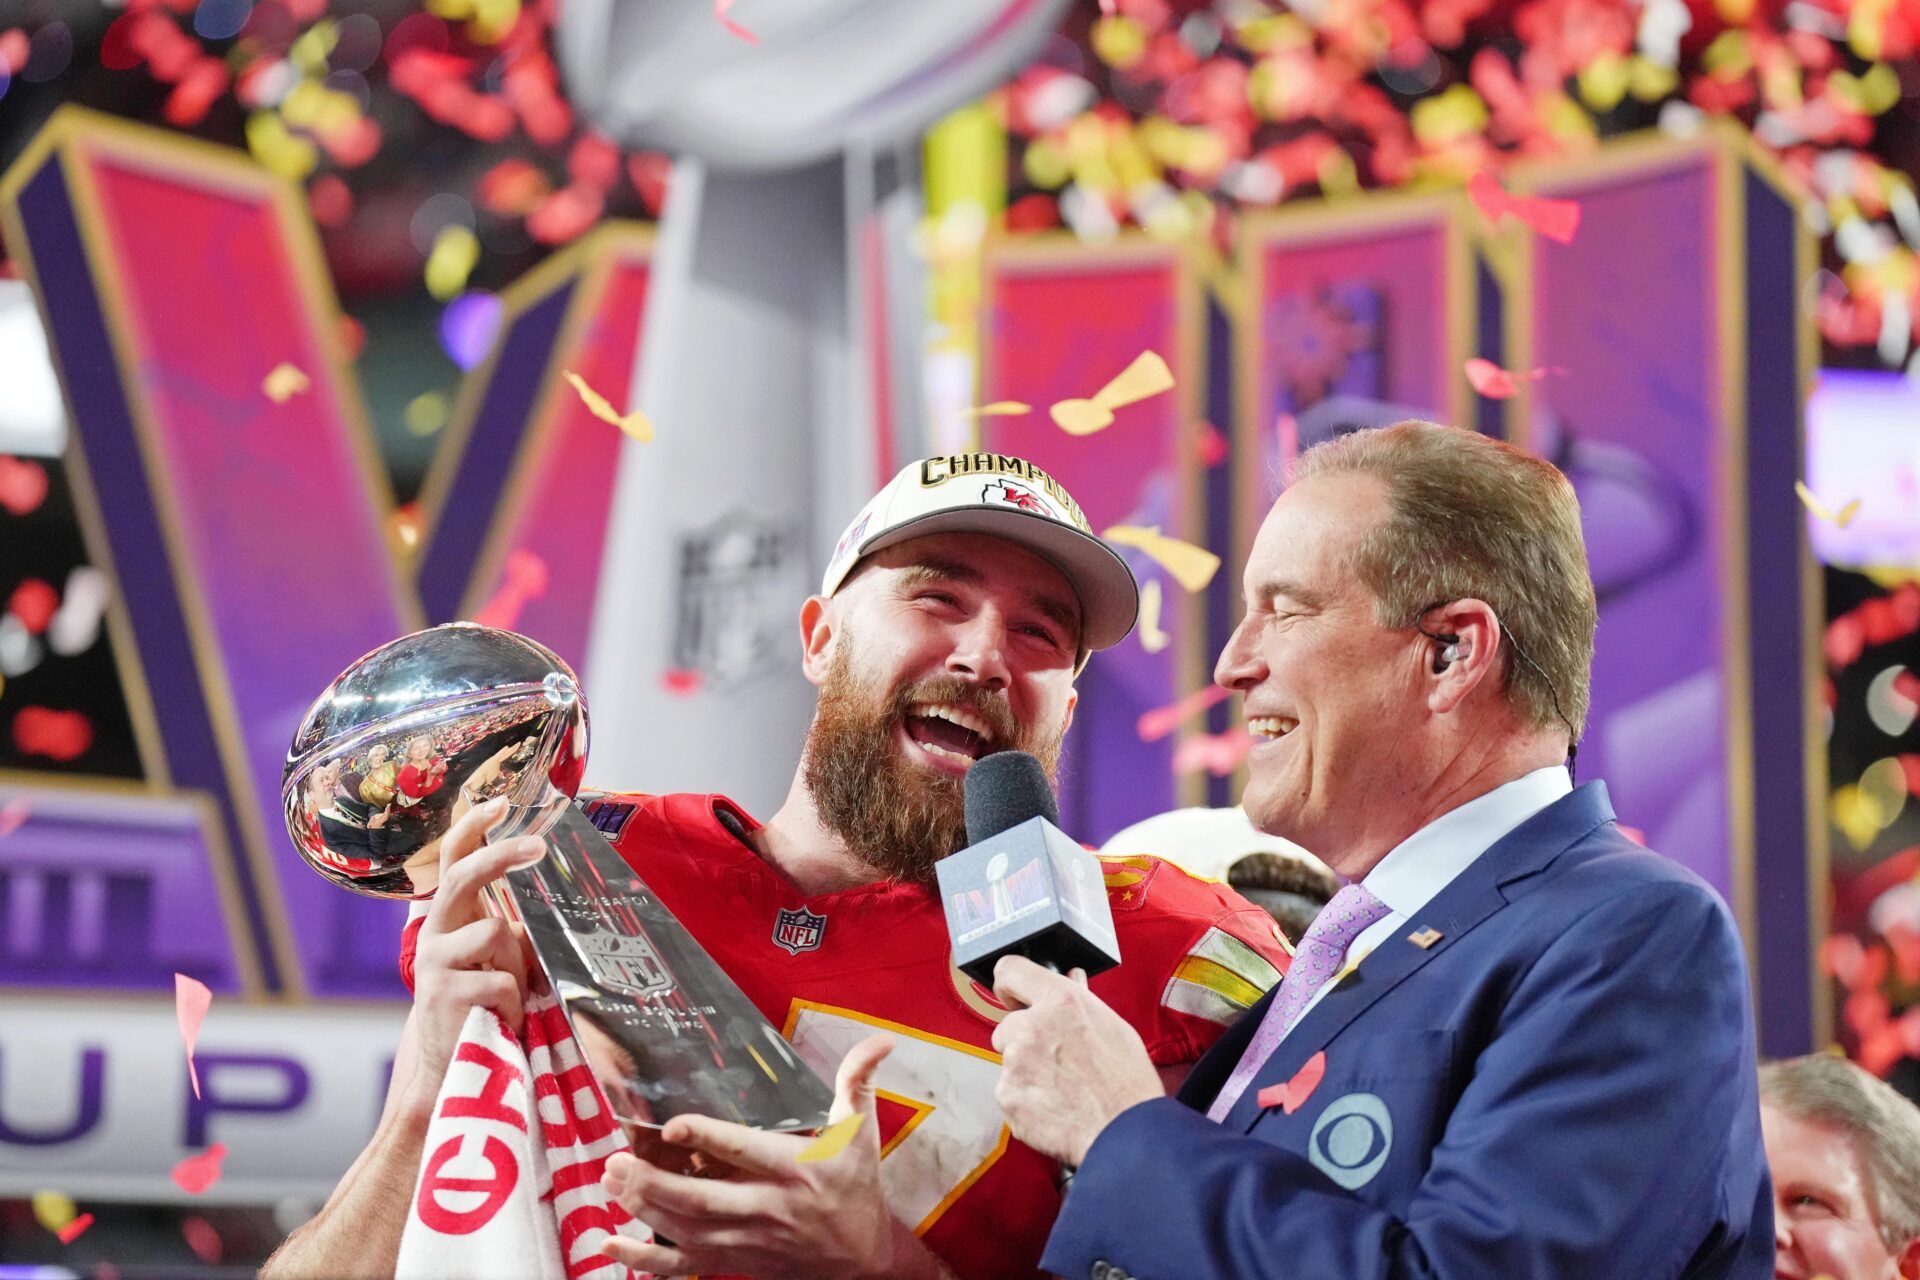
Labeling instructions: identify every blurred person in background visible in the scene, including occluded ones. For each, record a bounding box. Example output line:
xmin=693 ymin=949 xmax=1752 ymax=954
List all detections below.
xmin=1762 ymin=1054 xmax=1920 ymax=1280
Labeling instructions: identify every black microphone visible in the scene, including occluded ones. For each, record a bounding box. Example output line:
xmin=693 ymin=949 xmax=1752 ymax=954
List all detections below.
xmin=936 ymin=751 xmax=1121 ymax=987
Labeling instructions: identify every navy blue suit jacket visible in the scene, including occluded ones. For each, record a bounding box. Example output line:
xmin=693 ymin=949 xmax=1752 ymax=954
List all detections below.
xmin=1042 ymin=783 xmax=1773 ymax=1280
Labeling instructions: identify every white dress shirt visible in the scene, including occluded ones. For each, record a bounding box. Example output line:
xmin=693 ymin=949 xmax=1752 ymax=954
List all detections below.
xmin=1275 ymin=764 xmax=1573 ymax=1045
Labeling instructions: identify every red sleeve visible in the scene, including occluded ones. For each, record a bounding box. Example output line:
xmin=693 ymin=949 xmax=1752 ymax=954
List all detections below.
xmin=399 ymin=912 xmax=426 ymax=993
xmin=1091 ymin=855 xmax=1293 ymax=1068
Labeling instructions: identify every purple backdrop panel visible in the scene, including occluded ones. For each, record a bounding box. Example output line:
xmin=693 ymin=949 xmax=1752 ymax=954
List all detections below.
xmin=1515 ymin=146 xmax=1734 ymax=900
xmin=1237 ymin=200 xmax=1469 ymax=550
xmin=420 ymin=237 xmax=652 ymax=675
xmin=0 ymin=785 xmax=247 ymax=994
xmin=4 ymin=114 xmax=421 ymax=998
xmin=76 ymin=139 xmax=420 ymax=998
xmin=979 ymin=240 xmax=1201 ymax=843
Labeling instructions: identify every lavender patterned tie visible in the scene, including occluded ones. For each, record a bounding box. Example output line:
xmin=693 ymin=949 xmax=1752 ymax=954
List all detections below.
xmin=1206 ymin=882 xmax=1391 ymax=1122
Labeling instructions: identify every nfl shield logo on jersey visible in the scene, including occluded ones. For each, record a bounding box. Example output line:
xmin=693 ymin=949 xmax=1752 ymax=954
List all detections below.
xmin=772 ymin=907 xmax=827 ymax=956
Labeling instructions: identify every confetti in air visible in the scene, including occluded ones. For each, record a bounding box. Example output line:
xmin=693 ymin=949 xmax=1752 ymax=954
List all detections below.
xmin=563 ymin=370 xmax=653 ymax=442
xmin=170 ymin=1143 xmax=228 ymax=1195
xmin=1137 ymin=578 xmax=1171 ymax=654
xmin=32 ymin=1190 xmax=78 ymax=1236
xmin=176 ymin=972 xmax=212 ymax=1099
xmin=1137 ymin=685 xmax=1231 ymax=742
xmin=1466 ymin=172 xmax=1582 ymax=244
xmin=1257 ymin=1050 xmax=1327 ymax=1115
xmin=1463 ymin=358 xmax=1549 ymax=400
xmin=0 ymin=456 xmax=49 ymax=516
xmin=471 ymin=550 xmax=550 ymax=632
xmin=1196 ymin=422 xmax=1230 ymax=468
xmin=1050 ymin=351 xmax=1175 ymax=436
xmin=1171 ymin=728 xmax=1253 ymax=777
xmin=1796 ymin=480 xmax=1862 ymax=529
xmin=660 ymin=669 xmax=703 ymax=697
xmin=1102 ymin=525 xmax=1220 ymax=592
xmin=962 ymin=401 xmax=1032 ymax=419
xmin=262 ymin=363 xmax=311 ymax=404
xmin=796 ymin=1112 xmax=864 ymax=1163
xmin=715 ymin=0 xmax=758 ymax=44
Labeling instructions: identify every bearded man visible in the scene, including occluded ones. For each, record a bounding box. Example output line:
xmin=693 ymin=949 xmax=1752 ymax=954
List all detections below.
xmin=261 ymin=455 xmax=1293 ymax=1280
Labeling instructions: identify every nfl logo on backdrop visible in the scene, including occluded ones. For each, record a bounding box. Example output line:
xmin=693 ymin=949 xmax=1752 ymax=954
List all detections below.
xmin=773 ymin=907 xmax=826 ymax=955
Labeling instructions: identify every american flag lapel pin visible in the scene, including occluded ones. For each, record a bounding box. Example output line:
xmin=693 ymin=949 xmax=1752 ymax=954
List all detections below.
xmin=1408 ymin=926 xmax=1443 ymax=949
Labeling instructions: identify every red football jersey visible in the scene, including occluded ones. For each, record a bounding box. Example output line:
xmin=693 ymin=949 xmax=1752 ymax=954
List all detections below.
xmin=403 ymin=792 xmax=1290 ymax=1280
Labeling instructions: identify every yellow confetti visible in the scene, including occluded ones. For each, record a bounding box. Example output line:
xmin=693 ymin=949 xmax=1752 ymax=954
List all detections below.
xmin=962 ymin=401 xmax=1032 ymax=419
xmin=1091 ymin=15 xmax=1148 ymax=68
xmin=425 ymin=225 xmax=481 ymax=302
xmin=263 ymin=363 xmax=311 ymax=403
xmin=32 ymin=1190 xmax=77 ymax=1233
xmin=1334 ymin=945 xmax=1374 ymax=987
xmin=1795 ymin=481 xmax=1862 ymax=529
xmin=404 ymin=391 xmax=451 ymax=436
xmin=796 ymin=1112 xmax=864 ymax=1164
xmin=1102 ymin=525 xmax=1220 ymax=592
xmin=245 ymin=111 xmax=318 ymax=181
xmin=1138 ymin=578 xmax=1170 ymax=654
xmin=287 ymin=19 xmax=339 ymax=76
xmin=563 ymin=370 xmax=653 ymax=442
xmin=1049 ymin=351 xmax=1175 ymax=437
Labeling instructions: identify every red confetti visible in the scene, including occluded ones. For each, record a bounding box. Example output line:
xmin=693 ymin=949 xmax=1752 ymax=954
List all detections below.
xmin=176 ymin=972 xmax=212 ymax=1099
xmin=12 ymin=707 xmax=92 ymax=761
xmin=181 ymin=1214 xmax=223 ymax=1263
xmin=169 ymin=1143 xmax=227 ymax=1195
xmin=1466 ymin=172 xmax=1581 ymax=244
xmin=660 ymin=669 xmax=703 ymax=697
xmin=0 ymin=455 xmax=49 ymax=516
xmin=568 ymin=132 xmax=621 ymax=192
xmin=1195 ymin=421 xmax=1229 ymax=468
xmin=99 ymin=12 xmax=144 ymax=70
xmin=0 ymin=29 xmax=26 ymax=75
xmin=1137 ymin=684 xmax=1230 ymax=742
xmin=715 ymin=0 xmax=758 ymax=44
xmin=471 ymin=549 xmax=549 ymax=631
xmin=1256 ymin=1050 xmax=1326 ymax=1114
xmin=526 ymin=183 xmax=604 ymax=246
xmin=1463 ymin=357 xmax=1546 ymax=400
xmin=56 ymin=1213 xmax=94 ymax=1244
xmin=163 ymin=55 xmax=229 ymax=127
xmin=337 ymin=315 xmax=367 ymax=360
xmin=625 ymin=152 xmax=672 ymax=215
xmin=308 ymin=174 xmax=354 ymax=229
xmin=9 ymin=578 xmax=58 ymax=634
xmin=318 ymin=116 xmax=383 ymax=169
xmin=478 ymin=159 xmax=552 ymax=217
xmin=1171 ymin=727 xmax=1253 ymax=777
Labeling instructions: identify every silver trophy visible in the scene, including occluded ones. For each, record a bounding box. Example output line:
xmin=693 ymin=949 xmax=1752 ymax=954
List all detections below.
xmin=283 ymin=622 xmax=832 ymax=1132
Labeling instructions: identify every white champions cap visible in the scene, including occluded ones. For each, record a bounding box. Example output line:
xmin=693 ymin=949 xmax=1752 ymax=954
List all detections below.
xmin=821 ymin=454 xmax=1139 ymax=653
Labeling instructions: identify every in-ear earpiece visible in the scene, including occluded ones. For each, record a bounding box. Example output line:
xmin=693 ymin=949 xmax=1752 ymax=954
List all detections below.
xmin=1432 ymin=634 xmax=1463 ymax=674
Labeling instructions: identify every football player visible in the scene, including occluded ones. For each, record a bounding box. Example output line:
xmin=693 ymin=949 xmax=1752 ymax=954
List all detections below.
xmin=263 ymin=454 xmax=1292 ymax=1280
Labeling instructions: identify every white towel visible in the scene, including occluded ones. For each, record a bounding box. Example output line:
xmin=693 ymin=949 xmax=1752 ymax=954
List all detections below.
xmin=397 ymin=991 xmax=652 ymax=1279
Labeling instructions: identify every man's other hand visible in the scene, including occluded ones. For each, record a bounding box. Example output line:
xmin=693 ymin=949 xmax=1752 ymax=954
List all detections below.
xmin=596 ymin=1034 xmax=950 ymax=1280
xmin=991 ymin=957 xmax=1164 ymax=1167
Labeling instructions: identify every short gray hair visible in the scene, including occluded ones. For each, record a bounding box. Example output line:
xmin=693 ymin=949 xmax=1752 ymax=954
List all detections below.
xmin=1291 ymin=422 xmax=1596 ymax=737
xmin=1760 ymin=1054 xmax=1920 ymax=1251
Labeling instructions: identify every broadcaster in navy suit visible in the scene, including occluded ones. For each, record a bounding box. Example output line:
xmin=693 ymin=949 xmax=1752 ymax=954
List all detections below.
xmin=990 ymin=422 xmax=1771 ymax=1280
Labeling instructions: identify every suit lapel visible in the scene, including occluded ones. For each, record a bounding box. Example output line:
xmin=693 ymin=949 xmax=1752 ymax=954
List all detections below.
xmin=1217 ymin=783 xmax=1617 ymax=1133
